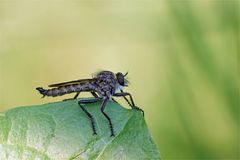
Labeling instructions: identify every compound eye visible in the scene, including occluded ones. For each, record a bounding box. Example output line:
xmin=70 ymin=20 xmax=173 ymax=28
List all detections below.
xmin=118 ymin=77 xmax=124 ymax=86
xmin=116 ymin=73 xmax=125 ymax=86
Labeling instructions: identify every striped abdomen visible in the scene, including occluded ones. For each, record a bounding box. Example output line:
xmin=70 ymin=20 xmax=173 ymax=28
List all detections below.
xmin=36 ymin=83 xmax=94 ymax=97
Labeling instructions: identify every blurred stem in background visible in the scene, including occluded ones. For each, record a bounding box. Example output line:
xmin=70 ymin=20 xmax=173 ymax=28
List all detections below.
xmin=168 ymin=0 xmax=238 ymax=121
xmin=155 ymin=0 xmax=239 ymax=159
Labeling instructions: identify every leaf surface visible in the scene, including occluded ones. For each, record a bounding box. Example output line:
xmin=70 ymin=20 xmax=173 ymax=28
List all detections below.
xmin=0 ymin=100 xmax=160 ymax=160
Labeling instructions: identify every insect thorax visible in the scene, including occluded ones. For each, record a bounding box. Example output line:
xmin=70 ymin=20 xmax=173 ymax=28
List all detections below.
xmin=94 ymin=71 xmax=118 ymax=97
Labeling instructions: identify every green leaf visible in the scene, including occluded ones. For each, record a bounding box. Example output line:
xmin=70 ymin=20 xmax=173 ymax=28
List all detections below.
xmin=0 ymin=100 xmax=160 ymax=160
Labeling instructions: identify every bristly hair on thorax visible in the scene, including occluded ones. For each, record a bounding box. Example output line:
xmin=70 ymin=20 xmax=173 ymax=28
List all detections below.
xmin=92 ymin=70 xmax=129 ymax=98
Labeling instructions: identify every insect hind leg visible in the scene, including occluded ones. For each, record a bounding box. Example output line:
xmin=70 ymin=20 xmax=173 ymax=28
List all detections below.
xmin=73 ymin=92 xmax=80 ymax=99
xmin=64 ymin=91 xmax=99 ymax=101
xmin=63 ymin=92 xmax=81 ymax=101
xmin=78 ymin=98 xmax=101 ymax=135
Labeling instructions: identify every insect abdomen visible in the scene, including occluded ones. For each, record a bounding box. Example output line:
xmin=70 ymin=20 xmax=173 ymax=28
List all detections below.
xmin=36 ymin=84 xmax=93 ymax=97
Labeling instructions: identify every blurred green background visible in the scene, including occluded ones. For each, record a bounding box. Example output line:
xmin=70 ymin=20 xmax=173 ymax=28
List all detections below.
xmin=0 ymin=0 xmax=239 ymax=159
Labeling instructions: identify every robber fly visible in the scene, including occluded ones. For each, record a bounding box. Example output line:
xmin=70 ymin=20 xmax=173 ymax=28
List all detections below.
xmin=36 ymin=70 xmax=143 ymax=136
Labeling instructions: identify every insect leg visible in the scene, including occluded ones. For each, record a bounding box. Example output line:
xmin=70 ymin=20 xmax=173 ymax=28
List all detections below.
xmin=100 ymin=98 xmax=115 ymax=137
xmin=63 ymin=92 xmax=81 ymax=101
xmin=112 ymin=98 xmax=119 ymax=104
xmin=113 ymin=92 xmax=144 ymax=116
xmin=78 ymin=98 xmax=101 ymax=135
xmin=73 ymin=92 xmax=80 ymax=99
xmin=64 ymin=91 xmax=98 ymax=101
xmin=91 ymin=91 xmax=99 ymax=98
xmin=114 ymin=92 xmax=135 ymax=106
xmin=120 ymin=90 xmax=133 ymax=106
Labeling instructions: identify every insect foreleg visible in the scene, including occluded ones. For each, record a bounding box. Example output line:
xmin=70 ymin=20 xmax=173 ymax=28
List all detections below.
xmin=100 ymin=98 xmax=115 ymax=137
xmin=78 ymin=98 xmax=101 ymax=135
xmin=120 ymin=90 xmax=133 ymax=106
xmin=112 ymin=98 xmax=119 ymax=104
xmin=113 ymin=92 xmax=144 ymax=116
xmin=114 ymin=92 xmax=135 ymax=107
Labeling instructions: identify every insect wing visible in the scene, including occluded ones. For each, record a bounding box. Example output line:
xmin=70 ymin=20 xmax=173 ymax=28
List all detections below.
xmin=48 ymin=78 xmax=94 ymax=87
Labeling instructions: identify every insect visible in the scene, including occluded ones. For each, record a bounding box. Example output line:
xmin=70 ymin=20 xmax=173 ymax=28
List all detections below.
xmin=36 ymin=70 xmax=144 ymax=136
